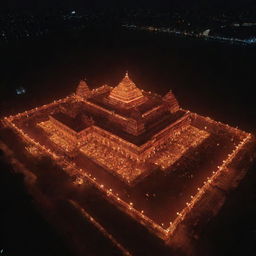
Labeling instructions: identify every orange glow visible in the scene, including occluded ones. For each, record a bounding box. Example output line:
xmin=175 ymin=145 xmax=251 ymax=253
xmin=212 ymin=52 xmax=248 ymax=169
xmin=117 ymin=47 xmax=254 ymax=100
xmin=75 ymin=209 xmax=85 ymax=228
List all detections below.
xmin=1 ymin=72 xmax=255 ymax=243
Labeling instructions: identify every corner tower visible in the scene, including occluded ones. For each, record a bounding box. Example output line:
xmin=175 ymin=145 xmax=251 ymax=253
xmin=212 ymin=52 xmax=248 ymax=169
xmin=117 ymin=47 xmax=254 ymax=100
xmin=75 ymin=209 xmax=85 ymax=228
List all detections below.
xmin=76 ymin=79 xmax=91 ymax=99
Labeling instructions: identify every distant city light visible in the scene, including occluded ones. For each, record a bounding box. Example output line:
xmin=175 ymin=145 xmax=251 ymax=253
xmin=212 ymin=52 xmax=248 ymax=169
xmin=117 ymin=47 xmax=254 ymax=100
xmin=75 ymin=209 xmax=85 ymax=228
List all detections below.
xmin=16 ymin=87 xmax=26 ymax=95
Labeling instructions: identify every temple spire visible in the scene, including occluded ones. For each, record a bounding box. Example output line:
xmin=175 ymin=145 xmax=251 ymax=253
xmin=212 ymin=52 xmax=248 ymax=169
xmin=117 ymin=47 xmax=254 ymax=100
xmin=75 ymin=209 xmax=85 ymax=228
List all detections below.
xmin=108 ymin=72 xmax=147 ymax=108
xmin=76 ymin=79 xmax=91 ymax=99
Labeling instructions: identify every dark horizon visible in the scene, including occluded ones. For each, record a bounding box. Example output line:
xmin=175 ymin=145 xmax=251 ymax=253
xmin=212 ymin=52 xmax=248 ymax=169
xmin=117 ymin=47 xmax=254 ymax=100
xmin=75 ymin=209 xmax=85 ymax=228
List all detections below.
xmin=1 ymin=0 xmax=255 ymax=12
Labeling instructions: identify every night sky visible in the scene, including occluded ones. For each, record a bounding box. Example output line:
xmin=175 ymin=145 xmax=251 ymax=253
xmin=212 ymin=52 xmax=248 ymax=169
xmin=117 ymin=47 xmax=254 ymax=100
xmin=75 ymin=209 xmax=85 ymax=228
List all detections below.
xmin=0 ymin=0 xmax=255 ymax=11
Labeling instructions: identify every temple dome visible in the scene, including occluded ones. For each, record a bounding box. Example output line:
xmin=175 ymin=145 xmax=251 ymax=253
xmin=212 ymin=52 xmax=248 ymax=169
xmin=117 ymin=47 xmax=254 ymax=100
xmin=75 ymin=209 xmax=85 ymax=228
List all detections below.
xmin=109 ymin=72 xmax=147 ymax=107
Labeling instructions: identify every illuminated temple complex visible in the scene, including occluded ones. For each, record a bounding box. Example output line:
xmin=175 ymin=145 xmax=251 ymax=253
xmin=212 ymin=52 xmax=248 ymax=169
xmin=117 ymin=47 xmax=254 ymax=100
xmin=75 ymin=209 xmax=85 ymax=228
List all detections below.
xmin=1 ymin=72 xmax=255 ymax=255
xmin=38 ymin=72 xmax=187 ymax=184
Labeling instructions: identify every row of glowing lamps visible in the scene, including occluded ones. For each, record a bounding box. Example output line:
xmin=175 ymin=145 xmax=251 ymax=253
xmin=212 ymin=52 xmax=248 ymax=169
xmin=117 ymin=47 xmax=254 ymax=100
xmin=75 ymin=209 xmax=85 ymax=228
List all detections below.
xmin=8 ymin=84 xmax=116 ymax=122
xmin=5 ymin=95 xmax=73 ymax=122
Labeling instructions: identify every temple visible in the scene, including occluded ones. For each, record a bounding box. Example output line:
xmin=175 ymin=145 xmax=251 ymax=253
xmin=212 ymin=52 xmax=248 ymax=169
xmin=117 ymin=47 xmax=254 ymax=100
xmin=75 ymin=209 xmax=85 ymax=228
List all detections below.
xmin=37 ymin=72 xmax=189 ymax=184
xmin=1 ymin=71 xmax=255 ymax=254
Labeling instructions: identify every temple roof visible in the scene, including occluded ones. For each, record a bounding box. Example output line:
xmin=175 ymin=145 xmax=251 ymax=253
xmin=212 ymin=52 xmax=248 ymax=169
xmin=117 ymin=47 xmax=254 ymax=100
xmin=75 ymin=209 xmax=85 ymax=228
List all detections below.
xmin=109 ymin=72 xmax=145 ymax=104
xmin=163 ymin=90 xmax=175 ymax=101
xmin=76 ymin=79 xmax=90 ymax=98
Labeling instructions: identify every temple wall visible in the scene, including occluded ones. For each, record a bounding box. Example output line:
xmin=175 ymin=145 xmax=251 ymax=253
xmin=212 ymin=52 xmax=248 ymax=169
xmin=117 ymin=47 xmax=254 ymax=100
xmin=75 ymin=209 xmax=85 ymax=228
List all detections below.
xmin=190 ymin=113 xmax=247 ymax=140
xmin=139 ymin=114 xmax=191 ymax=159
xmin=49 ymin=116 xmax=78 ymax=143
xmin=79 ymin=114 xmax=192 ymax=161
xmin=59 ymin=104 xmax=79 ymax=118
xmin=142 ymin=105 xmax=167 ymax=123
xmin=80 ymin=126 xmax=143 ymax=161
xmin=82 ymin=100 xmax=127 ymax=122
xmin=82 ymin=99 xmax=146 ymax=136
xmin=124 ymin=120 xmax=145 ymax=136
xmin=49 ymin=116 xmax=97 ymax=146
xmin=91 ymin=85 xmax=112 ymax=97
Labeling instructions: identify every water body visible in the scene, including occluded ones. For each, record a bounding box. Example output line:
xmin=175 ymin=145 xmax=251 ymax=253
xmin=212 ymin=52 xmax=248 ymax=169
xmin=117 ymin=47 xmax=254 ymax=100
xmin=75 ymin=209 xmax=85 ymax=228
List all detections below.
xmin=0 ymin=26 xmax=256 ymax=256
